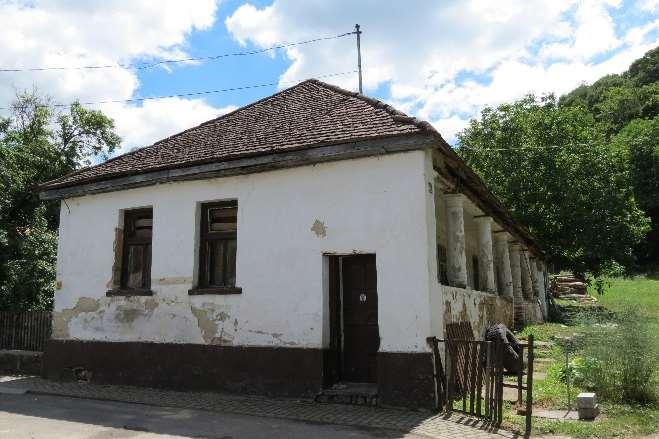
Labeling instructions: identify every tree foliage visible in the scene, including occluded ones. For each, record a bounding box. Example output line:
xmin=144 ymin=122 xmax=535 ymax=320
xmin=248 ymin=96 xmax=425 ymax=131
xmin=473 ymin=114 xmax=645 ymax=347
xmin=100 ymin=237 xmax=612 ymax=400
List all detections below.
xmin=460 ymin=46 xmax=659 ymax=274
xmin=610 ymin=116 xmax=659 ymax=264
xmin=0 ymin=91 xmax=120 ymax=311
xmin=457 ymin=95 xmax=649 ymax=276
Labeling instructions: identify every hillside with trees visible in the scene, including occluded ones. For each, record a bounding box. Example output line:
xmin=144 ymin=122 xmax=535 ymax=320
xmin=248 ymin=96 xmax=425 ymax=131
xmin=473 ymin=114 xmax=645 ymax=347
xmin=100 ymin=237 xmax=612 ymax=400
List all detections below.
xmin=458 ymin=46 xmax=659 ymax=277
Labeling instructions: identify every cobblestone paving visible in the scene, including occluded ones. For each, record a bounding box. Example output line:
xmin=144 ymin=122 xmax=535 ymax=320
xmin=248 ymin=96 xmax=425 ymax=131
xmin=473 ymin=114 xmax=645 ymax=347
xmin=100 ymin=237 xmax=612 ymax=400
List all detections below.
xmin=0 ymin=376 xmax=520 ymax=439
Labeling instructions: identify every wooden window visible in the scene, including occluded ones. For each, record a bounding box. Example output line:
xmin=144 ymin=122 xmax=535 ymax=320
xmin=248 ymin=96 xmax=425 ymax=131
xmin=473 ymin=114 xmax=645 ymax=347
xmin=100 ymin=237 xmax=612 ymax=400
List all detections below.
xmin=472 ymin=255 xmax=480 ymax=291
xmin=437 ymin=244 xmax=449 ymax=285
xmin=120 ymin=208 xmax=153 ymax=292
xmin=194 ymin=200 xmax=240 ymax=294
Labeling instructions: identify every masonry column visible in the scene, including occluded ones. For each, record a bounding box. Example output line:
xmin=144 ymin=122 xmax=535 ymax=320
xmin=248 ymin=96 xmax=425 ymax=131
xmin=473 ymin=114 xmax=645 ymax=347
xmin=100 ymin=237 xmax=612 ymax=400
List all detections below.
xmin=509 ymin=242 xmax=524 ymax=328
xmin=537 ymin=260 xmax=546 ymax=297
xmin=494 ymin=232 xmax=513 ymax=297
xmin=536 ymin=259 xmax=548 ymax=319
xmin=520 ymin=249 xmax=533 ymax=300
xmin=475 ymin=216 xmax=496 ymax=293
xmin=445 ymin=194 xmax=468 ymax=289
xmin=529 ymin=257 xmax=540 ymax=297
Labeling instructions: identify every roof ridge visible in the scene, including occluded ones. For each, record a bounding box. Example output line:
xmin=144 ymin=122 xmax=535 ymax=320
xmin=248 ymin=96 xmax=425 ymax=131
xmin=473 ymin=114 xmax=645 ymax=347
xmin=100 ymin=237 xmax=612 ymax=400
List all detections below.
xmin=306 ymin=78 xmax=439 ymax=135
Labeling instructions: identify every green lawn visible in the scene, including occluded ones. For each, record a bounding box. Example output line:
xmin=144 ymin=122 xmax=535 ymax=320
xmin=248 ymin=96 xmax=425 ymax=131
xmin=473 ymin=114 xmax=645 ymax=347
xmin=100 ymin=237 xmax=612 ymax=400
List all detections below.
xmin=504 ymin=275 xmax=659 ymax=438
xmin=596 ymin=276 xmax=659 ymax=316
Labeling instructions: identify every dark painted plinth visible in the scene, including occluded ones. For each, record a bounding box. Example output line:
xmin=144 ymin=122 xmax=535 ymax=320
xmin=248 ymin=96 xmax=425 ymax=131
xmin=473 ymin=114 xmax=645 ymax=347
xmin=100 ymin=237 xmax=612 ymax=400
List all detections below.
xmin=0 ymin=350 xmax=43 ymax=375
xmin=43 ymin=340 xmax=324 ymax=398
xmin=43 ymin=340 xmax=435 ymax=408
xmin=377 ymin=351 xmax=435 ymax=409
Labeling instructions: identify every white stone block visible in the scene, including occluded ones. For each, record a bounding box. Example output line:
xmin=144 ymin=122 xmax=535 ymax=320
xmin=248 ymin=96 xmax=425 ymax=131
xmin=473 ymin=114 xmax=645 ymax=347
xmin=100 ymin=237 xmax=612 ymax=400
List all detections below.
xmin=576 ymin=392 xmax=597 ymax=409
xmin=578 ymin=405 xmax=600 ymax=420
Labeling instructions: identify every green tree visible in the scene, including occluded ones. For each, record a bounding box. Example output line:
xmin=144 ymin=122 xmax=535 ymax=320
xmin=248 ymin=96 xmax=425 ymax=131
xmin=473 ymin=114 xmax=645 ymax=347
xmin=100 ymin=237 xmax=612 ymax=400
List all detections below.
xmin=559 ymin=47 xmax=659 ymax=140
xmin=457 ymin=95 xmax=649 ymax=276
xmin=0 ymin=91 xmax=120 ymax=311
xmin=627 ymin=46 xmax=659 ymax=86
xmin=610 ymin=116 xmax=659 ymax=266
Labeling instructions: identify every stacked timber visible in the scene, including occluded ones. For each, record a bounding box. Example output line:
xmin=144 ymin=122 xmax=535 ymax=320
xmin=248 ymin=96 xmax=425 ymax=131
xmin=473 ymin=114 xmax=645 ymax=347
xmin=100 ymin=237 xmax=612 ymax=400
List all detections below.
xmin=550 ymin=275 xmax=588 ymax=297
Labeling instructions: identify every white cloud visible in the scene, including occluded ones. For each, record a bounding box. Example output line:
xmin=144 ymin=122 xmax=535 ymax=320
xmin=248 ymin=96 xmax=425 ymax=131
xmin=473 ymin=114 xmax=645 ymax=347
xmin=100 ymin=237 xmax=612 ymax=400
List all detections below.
xmin=640 ymin=0 xmax=659 ymax=11
xmin=431 ymin=116 xmax=471 ymax=145
xmin=0 ymin=0 xmax=227 ymax=153
xmin=225 ymin=0 xmax=659 ymax=144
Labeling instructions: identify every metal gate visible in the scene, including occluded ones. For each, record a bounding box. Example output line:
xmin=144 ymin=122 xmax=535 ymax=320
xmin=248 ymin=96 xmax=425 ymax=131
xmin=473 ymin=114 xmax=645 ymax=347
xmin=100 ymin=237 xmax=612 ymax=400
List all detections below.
xmin=426 ymin=334 xmax=535 ymax=435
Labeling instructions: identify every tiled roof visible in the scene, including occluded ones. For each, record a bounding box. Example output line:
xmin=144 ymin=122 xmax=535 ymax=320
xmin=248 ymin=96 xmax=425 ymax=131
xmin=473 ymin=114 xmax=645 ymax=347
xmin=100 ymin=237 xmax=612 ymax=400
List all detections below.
xmin=41 ymin=79 xmax=438 ymax=190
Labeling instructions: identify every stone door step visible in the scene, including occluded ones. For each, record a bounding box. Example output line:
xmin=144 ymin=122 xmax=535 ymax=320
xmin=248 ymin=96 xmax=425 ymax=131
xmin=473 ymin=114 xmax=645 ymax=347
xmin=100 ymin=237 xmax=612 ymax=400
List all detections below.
xmin=315 ymin=382 xmax=378 ymax=406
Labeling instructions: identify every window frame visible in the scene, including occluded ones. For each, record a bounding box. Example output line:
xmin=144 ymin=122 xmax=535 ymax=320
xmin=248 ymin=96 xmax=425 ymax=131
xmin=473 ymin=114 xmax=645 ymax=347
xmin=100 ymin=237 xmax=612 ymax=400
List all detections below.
xmin=107 ymin=207 xmax=154 ymax=297
xmin=190 ymin=200 xmax=241 ymax=295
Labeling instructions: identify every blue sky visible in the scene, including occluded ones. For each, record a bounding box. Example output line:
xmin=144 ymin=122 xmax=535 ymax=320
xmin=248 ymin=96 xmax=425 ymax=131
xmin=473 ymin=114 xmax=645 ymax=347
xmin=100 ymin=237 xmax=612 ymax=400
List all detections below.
xmin=0 ymin=0 xmax=657 ymax=153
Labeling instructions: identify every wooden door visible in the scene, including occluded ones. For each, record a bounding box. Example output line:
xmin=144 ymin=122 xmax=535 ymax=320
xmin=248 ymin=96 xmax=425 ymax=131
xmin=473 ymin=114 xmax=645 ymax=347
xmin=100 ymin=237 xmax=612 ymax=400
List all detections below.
xmin=341 ymin=254 xmax=379 ymax=382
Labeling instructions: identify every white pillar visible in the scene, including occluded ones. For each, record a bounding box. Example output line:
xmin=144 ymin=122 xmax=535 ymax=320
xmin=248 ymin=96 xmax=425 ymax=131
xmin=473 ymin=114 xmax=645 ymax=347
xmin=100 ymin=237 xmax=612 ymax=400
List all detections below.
xmin=494 ymin=232 xmax=513 ymax=297
xmin=536 ymin=260 xmax=546 ymax=297
xmin=509 ymin=242 xmax=523 ymax=301
xmin=475 ymin=216 xmax=496 ymax=293
xmin=521 ymin=249 xmax=533 ymax=300
xmin=536 ymin=259 xmax=548 ymax=319
xmin=445 ymin=194 xmax=468 ymax=288
xmin=529 ymin=257 xmax=540 ymax=297
xmin=510 ymin=242 xmax=524 ymax=327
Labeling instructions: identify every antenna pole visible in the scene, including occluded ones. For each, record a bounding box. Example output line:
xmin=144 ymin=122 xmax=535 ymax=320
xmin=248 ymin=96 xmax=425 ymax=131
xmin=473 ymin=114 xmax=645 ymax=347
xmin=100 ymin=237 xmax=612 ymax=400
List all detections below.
xmin=355 ymin=24 xmax=363 ymax=93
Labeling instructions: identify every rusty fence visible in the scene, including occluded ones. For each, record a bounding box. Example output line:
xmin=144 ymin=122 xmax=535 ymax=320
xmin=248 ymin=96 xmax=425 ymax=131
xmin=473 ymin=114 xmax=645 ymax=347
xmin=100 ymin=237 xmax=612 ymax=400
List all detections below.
xmin=0 ymin=312 xmax=52 ymax=352
xmin=426 ymin=334 xmax=535 ymax=436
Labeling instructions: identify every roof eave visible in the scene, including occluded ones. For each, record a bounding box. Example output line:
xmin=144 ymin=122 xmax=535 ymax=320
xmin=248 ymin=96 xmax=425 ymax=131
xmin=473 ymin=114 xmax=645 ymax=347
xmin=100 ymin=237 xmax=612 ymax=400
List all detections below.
xmin=39 ymin=132 xmax=437 ymax=201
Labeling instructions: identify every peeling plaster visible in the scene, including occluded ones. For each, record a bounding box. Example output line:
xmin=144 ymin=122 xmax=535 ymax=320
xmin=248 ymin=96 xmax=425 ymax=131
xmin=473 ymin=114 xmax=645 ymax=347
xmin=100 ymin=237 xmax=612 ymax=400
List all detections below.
xmin=154 ymin=276 xmax=193 ymax=286
xmin=310 ymin=219 xmax=327 ymax=237
xmin=144 ymin=298 xmax=158 ymax=313
xmin=190 ymin=303 xmax=235 ymax=345
xmin=248 ymin=329 xmax=299 ymax=346
xmin=442 ymin=287 xmax=514 ymax=338
xmin=53 ymin=297 xmax=101 ymax=338
xmin=190 ymin=306 xmax=219 ymax=344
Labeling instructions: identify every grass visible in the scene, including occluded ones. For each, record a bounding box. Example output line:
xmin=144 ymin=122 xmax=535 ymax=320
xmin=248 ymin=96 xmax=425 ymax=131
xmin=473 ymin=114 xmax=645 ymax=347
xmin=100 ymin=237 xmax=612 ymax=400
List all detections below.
xmin=503 ymin=274 xmax=659 ymax=438
xmin=594 ymin=276 xmax=659 ymax=316
xmin=596 ymin=276 xmax=659 ymax=336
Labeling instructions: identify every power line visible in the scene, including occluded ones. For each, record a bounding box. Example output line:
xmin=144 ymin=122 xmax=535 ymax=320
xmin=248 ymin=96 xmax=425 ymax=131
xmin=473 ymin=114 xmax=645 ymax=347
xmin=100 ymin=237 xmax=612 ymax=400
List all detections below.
xmin=458 ymin=142 xmax=609 ymax=152
xmin=0 ymin=70 xmax=358 ymax=110
xmin=0 ymin=32 xmax=355 ymax=73
xmin=458 ymin=145 xmax=564 ymax=152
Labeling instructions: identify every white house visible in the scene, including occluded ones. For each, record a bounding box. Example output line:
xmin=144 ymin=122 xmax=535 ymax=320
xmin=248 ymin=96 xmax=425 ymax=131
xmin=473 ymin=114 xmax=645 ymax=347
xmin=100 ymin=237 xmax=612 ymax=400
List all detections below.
xmin=39 ymin=79 xmax=548 ymax=408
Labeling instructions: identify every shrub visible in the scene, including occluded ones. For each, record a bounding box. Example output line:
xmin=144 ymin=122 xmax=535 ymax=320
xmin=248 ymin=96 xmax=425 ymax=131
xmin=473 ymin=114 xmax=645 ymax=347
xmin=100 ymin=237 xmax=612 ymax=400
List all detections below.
xmin=576 ymin=306 xmax=657 ymax=402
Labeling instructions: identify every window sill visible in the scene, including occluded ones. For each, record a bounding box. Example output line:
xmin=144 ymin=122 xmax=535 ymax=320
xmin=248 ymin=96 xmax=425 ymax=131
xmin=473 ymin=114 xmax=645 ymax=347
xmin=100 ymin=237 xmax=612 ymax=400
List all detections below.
xmin=106 ymin=288 xmax=154 ymax=297
xmin=188 ymin=286 xmax=242 ymax=295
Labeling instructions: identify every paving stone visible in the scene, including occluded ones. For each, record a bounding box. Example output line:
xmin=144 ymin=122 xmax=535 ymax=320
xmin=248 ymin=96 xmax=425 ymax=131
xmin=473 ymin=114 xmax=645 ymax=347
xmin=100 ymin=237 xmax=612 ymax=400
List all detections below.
xmin=532 ymin=409 xmax=579 ymax=420
xmin=0 ymin=376 xmax=520 ymax=438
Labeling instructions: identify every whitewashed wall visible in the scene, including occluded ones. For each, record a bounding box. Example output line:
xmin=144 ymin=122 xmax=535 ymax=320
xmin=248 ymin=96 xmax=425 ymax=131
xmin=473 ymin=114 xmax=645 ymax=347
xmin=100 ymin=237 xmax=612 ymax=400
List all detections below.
xmin=54 ymin=150 xmax=434 ymax=352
